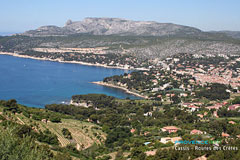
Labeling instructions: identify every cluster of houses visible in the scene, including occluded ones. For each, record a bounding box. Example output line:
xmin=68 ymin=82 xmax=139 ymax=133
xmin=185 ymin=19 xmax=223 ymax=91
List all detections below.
xmin=33 ymin=47 xmax=108 ymax=54
xmin=158 ymin=125 xmax=240 ymax=146
xmin=121 ymin=68 xmax=195 ymax=100
xmin=159 ymin=126 xmax=207 ymax=145
xmin=181 ymin=101 xmax=240 ymax=117
xmin=161 ymin=53 xmax=240 ymax=88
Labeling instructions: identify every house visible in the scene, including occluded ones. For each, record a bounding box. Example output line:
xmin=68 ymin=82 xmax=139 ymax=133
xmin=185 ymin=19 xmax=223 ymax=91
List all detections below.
xmin=222 ymin=101 xmax=228 ymax=105
xmin=143 ymin=112 xmax=153 ymax=117
xmin=160 ymin=137 xmax=182 ymax=144
xmin=166 ymin=93 xmax=175 ymax=97
xmin=229 ymin=121 xmax=236 ymax=124
xmin=213 ymin=111 xmax=219 ymax=118
xmin=206 ymin=103 xmax=222 ymax=110
xmin=152 ymin=79 xmax=158 ymax=84
xmin=130 ymin=128 xmax=136 ymax=133
xmin=41 ymin=119 xmax=47 ymax=123
xmin=180 ymin=93 xmax=188 ymax=97
xmin=222 ymin=132 xmax=230 ymax=138
xmin=228 ymin=104 xmax=240 ymax=111
xmin=190 ymin=129 xmax=203 ymax=135
xmin=161 ymin=126 xmax=180 ymax=133
xmin=144 ymin=131 xmax=150 ymax=136
xmin=145 ymin=150 xmax=156 ymax=156
xmin=187 ymin=105 xmax=199 ymax=112
xmin=197 ymin=114 xmax=204 ymax=118
xmin=182 ymin=102 xmax=202 ymax=107
xmin=152 ymin=88 xmax=160 ymax=92
xmin=87 ymin=118 xmax=93 ymax=122
xmin=143 ymin=72 xmax=149 ymax=75
xmin=182 ymin=102 xmax=200 ymax=112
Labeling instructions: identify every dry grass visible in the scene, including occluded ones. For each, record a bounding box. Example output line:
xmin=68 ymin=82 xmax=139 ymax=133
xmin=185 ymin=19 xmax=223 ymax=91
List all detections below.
xmin=40 ymin=119 xmax=106 ymax=149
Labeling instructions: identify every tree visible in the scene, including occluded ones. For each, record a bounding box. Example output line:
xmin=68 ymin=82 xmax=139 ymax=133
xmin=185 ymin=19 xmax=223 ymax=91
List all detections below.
xmin=0 ymin=126 xmax=55 ymax=160
xmin=121 ymin=143 xmax=130 ymax=151
xmin=155 ymin=149 xmax=170 ymax=159
xmin=14 ymin=125 xmax=32 ymax=138
xmin=196 ymin=83 xmax=230 ymax=100
xmin=105 ymin=127 xmax=132 ymax=148
xmin=62 ymin=128 xmax=72 ymax=139
xmin=172 ymin=94 xmax=181 ymax=104
xmin=130 ymin=147 xmax=146 ymax=160
xmin=3 ymin=99 xmax=19 ymax=113
xmin=232 ymin=96 xmax=240 ymax=104
xmin=49 ymin=116 xmax=61 ymax=123
xmin=37 ymin=130 xmax=59 ymax=145
xmin=208 ymin=151 xmax=224 ymax=160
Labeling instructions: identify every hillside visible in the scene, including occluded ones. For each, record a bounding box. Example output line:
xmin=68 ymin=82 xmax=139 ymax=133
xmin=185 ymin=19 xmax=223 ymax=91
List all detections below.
xmin=1 ymin=89 xmax=240 ymax=160
xmin=211 ymin=31 xmax=240 ymax=39
xmin=0 ymin=99 xmax=106 ymax=160
xmin=1 ymin=18 xmax=240 ymax=69
xmin=1 ymin=34 xmax=240 ymax=67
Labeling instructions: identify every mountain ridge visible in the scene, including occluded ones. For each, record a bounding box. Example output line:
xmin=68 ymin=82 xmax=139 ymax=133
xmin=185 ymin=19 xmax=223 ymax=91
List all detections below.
xmin=21 ymin=17 xmax=203 ymax=37
xmin=210 ymin=30 xmax=240 ymax=39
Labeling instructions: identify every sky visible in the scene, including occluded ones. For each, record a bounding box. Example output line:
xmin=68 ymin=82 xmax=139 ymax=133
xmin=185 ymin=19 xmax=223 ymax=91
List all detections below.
xmin=0 ymin=0 xmax=239 ymax=33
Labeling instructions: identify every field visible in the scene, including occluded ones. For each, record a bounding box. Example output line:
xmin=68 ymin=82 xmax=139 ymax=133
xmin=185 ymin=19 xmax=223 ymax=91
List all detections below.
xmin=14 ymin=113 xmax=106 ymax=150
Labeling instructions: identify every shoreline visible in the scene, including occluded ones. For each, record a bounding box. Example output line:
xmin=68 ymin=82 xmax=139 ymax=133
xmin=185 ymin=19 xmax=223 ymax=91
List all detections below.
xmin=91 ymin=81 xmax=148 ymax=99
xmin=0 ymin=51 xmax=148 ymax=71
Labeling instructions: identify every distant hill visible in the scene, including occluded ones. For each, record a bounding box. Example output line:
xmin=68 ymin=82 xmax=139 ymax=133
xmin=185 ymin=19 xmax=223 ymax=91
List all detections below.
xmin=0 ymin=32 xmax=17 ymax=36
xmin=21 ymin=17 xmax=203 ymax=37
xmin=1 ymin=17 xmax=240 ymax=63
xmin=210 ymin=31 xmax=240 ymax=39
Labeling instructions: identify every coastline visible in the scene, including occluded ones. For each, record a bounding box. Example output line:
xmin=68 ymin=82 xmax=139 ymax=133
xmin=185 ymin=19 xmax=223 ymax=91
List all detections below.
xmin=0 ymin=51 xmax=148 ymax=71
xmin=91 ymin=81 xmax=148 ymax=99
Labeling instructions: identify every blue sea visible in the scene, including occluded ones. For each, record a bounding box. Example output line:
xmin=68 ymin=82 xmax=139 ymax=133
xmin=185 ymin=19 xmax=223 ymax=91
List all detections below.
xmin=0 ymin=55 xmax=140 ymax=108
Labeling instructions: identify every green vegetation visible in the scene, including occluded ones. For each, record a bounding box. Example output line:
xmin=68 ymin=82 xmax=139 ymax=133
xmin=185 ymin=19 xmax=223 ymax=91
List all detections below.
xmin=49 ymin=116 xmax=61 ymax=123
xmin=1 ymin=90 xmax=240 ymax=159
xmin=62 ymin=128 xmax=73 ymax=139
xmin=0 ymin=99 xmax=107 ymax=160
xmin=0 ymin=125 xmax=55 ymax=160
xmin=232 ymin=96 xmax=240 ymax=104
xmin=45 ymin=93 xmax=240 ymax=159
xmin=196 ymin=83 xmax=230 ymax=100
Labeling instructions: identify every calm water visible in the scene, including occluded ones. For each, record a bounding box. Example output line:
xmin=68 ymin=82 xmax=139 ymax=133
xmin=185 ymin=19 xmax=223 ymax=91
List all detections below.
xmin=0 ymin=55 xmax=139 ymax=108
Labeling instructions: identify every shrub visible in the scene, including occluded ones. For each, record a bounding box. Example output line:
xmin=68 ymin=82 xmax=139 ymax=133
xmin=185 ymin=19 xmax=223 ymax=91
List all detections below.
xmin=49 ymin=116 xmax=61 ymax=123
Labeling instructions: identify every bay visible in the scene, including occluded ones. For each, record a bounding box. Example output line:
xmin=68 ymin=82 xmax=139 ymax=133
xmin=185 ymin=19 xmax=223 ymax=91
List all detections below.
xmin=0 ymin=55 xmax=140 ymax=108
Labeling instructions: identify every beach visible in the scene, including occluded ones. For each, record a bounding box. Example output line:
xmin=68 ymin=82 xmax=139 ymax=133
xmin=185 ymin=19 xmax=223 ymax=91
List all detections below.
xmin=0 ymin=52 xmax=148 ymax=71
xmin=91 ymin=81 xmax=148 ymax=99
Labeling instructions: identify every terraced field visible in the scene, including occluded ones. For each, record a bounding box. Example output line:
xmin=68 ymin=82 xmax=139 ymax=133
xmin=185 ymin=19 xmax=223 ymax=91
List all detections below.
xmin=42 ymin=119 xmax=106 ymax=149
xmin=14 ymin=114 xmax=106 ymax=150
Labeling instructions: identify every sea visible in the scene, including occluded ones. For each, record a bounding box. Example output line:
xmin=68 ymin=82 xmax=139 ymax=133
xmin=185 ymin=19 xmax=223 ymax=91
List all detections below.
xmin=0 ymin=55 xmax=140 ymax=108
